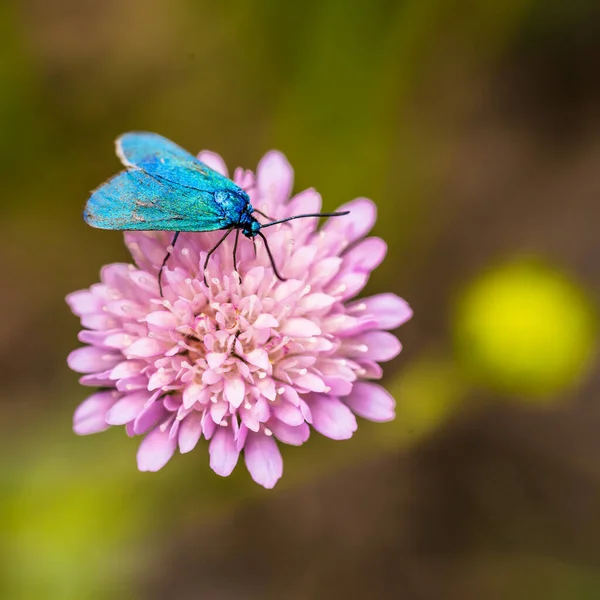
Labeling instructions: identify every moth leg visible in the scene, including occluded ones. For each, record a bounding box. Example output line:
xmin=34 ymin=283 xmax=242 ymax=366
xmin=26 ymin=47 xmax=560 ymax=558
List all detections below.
xmin=203 ymin=228 xmax=234 ymax=286
xmin=232 ymin=229 xmax=241 ymax=274
xmin=257 ymin=231 xmax=286 ymax=281
xmin=158 ymin=231 xmax=180 ymax=297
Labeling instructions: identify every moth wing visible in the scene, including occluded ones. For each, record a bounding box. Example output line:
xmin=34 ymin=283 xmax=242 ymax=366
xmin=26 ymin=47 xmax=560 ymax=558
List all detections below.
xmin=84 ymin=170 xmax=233 ymax=232
xmin=116 ymin=131 xmax=242 ymax=194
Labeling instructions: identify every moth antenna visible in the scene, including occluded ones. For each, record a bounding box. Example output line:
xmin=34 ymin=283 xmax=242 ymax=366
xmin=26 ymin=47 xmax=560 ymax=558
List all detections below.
xmin=253 ymin=208 xmax=276 ymax=221
xmin=260 ymin=210 xmax=350 ymax=228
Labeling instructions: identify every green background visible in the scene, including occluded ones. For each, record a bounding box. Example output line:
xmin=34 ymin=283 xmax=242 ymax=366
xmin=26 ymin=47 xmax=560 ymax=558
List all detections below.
xmin=1 ymin=0 xmax=599 ymax=598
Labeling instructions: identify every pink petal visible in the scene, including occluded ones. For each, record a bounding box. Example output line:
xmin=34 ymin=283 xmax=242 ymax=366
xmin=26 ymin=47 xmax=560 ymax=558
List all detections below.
xmin=67 ymin=347 xmax=120 ymax=374
xmin=352 ymin=294 xmax=413 ymax=330
xmin=202 ymin=369 xmax=221 ymax=385
xmin=273 ymin=279 xmax=304 ymax=303
xmin=342 ymin=237 xmax=387 ymax=273
xmin=244 ymin=432 xmax=283 ymax=489
xmin=210 ymin=400 xmax=228 ymax=424
xmin=148 ymin=368 xmax=175 ymax=391
xmin=242 ymin=267 xmax=265 ymax=295
xmin=197 ymin=151 xmax=228 ymax=176
xmin=329 ymin=270 xmax=369 ymax=300
xmin=80 ymin=313 xmax=117 ymax=330
xmin=268 ymin=421 xmax=310 ymax=446
xmin=128 ymin=269 xmax=160 ymax=296
xmin=100 ymin=263 xmax=132 ymax=288
xmin=73 ymin=391 xmax=117 ymax=435
xmin=245 ymin=348 xmax=270 ymax=370
xmin=308 ymin=394 xmax=357 ymax=440
xmin=104 ymin=332 xmax=135 ymax=350
xmin=106 ymin=391 xmax=150 ymax=425
xmin=251 ymin=396 xmax=270 ymax=423
xmin=279 ymin=318 xmax=320 ymax=338
xmin=109 ymin=360 xmax=145 ymax=380
xmin=202 ymin=411 xmax=217 ymax=440
xmin=182 ymin=384 xmax=210 ymax=409
xmin=350 ymin=331 xmax=402 ymax=362
xmin=286 ymin=188 xmax=322 ymax=217
xmin=272 ymin=401 xmax=305 ymax=426
xmin=66 ymin=290 xmax=101 ymax=316
xmin=295 ymin=372 xmax=327 ymax=393
xmin=209 ymin=427 xmax=239 ymax=476
xmin=344 ymin=382 xmax=395 ymax=422
xmin=137 ymin=425 xmax=177 ymax=472
xmin=133 ymin=401 xmax=168 ymax=435
xmin=356 ymin=359 xmax=383 ymax=379
xmin=79 ymin=371 xmax=113 ymax=387
xmin=145 ymin=311 xmax=178 ymax=329
xmin=254 ymin=314 xmax=279 ymax=329
xmin=206 ymin=352 xmax=228 ymax=369
xmin=125 ymin=232 xmax=170 ymax=272
xmin=323 ymin=376 xmax=353 ymax=396
xmin=178 ymin=412 xmax=203 ymax=453
xmin=257 ymin=151 xmax=294 ymax=206
xmin=125 ymin=337 xmax=165 ymax=358
xmin=298 ymin=293 xmax=336 ymax=312
xmin=224 ymin=378 xmax=246 ymax=408
xmin=324 ymin=198 xmax=376 ymax=243
xmin=77 ymin=330 xmax=113 ymax=347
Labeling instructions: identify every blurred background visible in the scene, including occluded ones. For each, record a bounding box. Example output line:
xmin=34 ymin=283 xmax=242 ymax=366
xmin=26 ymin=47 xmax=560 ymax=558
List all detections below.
xmin=1 ymin=0 xmax=599 ymax=598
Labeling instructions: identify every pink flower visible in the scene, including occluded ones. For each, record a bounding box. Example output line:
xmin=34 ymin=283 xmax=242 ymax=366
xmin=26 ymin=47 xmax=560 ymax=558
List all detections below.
xmin=67 ymin=150 xmax=412 ymax=488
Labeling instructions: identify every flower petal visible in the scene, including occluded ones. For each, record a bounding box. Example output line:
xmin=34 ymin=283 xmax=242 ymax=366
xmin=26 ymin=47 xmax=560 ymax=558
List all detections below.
xmin=349 ymin=331 xmax=402 ymax=362
xmin=133 ymin=401 xmax=168 ymax=435
xmin=73 ymin=391 xmax=117 ymax=435
xmin=224 ymin=378 xmax=246 ymax=408
xmin=254 ymin=313 xmax=279 ymax=329
xmin=245 ymin=348 xmax=270 ymax=370
xmin=279 ymin=318 xmax=320 ymax=338
xmin=344 ymin=382 xmax=395 ymax=422
xmin=106 ymin=391 xmax=150 ymax=425
xmin=324 ymin=198 xmax=376 ymax=243
xmin=257 ymin=151 xmax=294 ymax=208
xmin=137 ymin=425 xmax=177 ymax=472
xmin=66 ymin=290 xmax=101 ymax=316
xmin=268 ymin=421 xmax=310 ymax=446
xmin=295 ymin=372 xmax=327 ymax=393
xmin=272 ymin=401 xmax=305 ymax=426
xmin=209 ymin=426 xmax=239 ymax=476
xmin=244 ymin=432 xmax=283 ymax=489
xmin=308 ymin=394 xmax=357 ymax=440
xmin=68 ymin=347 xmax=120 ymax=374
xmin=342 ymin=237 xmax=387 ymax=273
xmin=197 ymin=151 xmax=228 ymax=176
xmin=351 ymin=294 xmax=413 ymax=330
xmin=178 ymin=412 xmax=203 ymax=453
xmin=125 ymin=337 xmax=165 ymax=358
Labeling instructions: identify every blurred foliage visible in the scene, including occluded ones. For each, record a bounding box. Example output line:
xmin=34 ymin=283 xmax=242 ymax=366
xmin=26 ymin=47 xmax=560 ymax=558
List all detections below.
xmin=1 ymin=0 xmax=599 ymax=598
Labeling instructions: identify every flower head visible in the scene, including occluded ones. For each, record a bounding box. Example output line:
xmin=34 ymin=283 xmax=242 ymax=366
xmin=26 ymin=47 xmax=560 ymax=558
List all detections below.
xmin=67 ymin=150 xmax=412 ymax=488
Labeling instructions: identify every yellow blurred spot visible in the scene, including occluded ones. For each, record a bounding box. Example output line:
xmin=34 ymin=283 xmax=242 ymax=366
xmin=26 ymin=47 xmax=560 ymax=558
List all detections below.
xmin=454 ymin=258 xmax=597 ymax=398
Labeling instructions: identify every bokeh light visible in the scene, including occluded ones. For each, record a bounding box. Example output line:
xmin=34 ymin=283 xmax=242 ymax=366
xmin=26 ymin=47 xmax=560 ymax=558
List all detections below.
xmin=454 ymin=259 xmax=597 ymax=397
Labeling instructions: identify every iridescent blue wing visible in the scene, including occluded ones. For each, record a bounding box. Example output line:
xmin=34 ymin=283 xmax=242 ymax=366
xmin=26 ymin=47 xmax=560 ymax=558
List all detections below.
xmin=116 ymin=131 xmax=242 ymax=194
xmin=84 ymin=170 xmax=233 ymax=232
